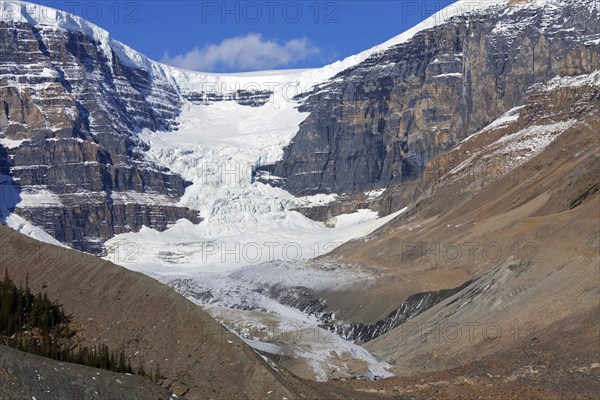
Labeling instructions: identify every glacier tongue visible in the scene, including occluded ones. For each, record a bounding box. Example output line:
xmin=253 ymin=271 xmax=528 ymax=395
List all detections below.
xmin=101 ymin=60 xmax=408 ymax=275
xmin=103 ymin=96 xmax=406 ymax=274
xmin=99 ymin=88 xmax=405 ymax=381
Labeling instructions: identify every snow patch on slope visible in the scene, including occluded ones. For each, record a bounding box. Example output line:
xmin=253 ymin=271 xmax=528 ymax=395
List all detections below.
xmin=327 ymin=209 xmax=381 ymax=229
xmin=1 ymin=212 xmax=64 ymax=246
xmin=109 ymin=191 xmax=180 ymax=206
xmin=0 ymin=137 xmax=29 ymax=149
xmin=451 ymin=119 xmax=577 ymax=176
xmin=477 ymin=106 xmax=525 ymax=134
xmin=16 ymin=186 xmax=63 ymax=208
xmin=543 ymin=69 xmax=600 ymax=91
xmin=0 ymin=176 xmax=64 ymax=246
xmin=493 ymin=120 xmax=577 ymax=158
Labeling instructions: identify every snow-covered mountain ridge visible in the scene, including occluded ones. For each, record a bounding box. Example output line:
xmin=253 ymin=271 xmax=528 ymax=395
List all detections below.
xmin=0 ymin=0 xmax=530 ymax=97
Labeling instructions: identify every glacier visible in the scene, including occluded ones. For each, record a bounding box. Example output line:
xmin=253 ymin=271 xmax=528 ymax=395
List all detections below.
xmin=4 ymin=0 xmax=589 ymax=381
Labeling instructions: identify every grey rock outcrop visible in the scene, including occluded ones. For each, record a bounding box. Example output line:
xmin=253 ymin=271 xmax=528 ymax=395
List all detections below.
xmin=259 ymin=0 xmax=600 ymax=195
xmin=183 ymin=89 xmax=273 ymax=107
xmin=0 ymin=18 xmax=198 ymax=252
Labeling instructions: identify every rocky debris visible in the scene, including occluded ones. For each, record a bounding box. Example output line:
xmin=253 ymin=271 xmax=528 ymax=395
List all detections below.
xmin=324 ymin=69 xmax=600 ymax=383
xmin=336 ymin=304 xmax=600 ymax=399
xmin=0 ymin=345 xmax=172 ymax=400
xmin=323 ymin=280 xmax=473 ymax=344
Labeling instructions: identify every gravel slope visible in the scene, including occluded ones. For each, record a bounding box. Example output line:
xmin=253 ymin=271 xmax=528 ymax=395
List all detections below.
xmin=0 ymin=345 xmax=172 ymax=400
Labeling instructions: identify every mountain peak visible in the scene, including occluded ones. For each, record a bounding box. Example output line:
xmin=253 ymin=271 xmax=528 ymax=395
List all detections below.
xmin=0 ymin=0 xmax=109 ymax=44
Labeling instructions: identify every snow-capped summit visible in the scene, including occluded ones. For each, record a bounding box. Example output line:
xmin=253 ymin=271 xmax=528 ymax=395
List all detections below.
xmin=0 ymin=0 xmax=531 ymax=92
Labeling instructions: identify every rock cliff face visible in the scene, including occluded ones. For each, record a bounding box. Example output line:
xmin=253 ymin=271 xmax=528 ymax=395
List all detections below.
xmin=260 ymin=0 xmax=600 ymax=195
xmin=182 ymin=89 xmax=273 ymax=107
xmin=0 ymin=15 xmax=199 ymax=252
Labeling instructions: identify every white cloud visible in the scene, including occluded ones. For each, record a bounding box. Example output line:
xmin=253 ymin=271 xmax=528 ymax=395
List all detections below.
xmin=161 ymin=33 xmax=321 ymax=72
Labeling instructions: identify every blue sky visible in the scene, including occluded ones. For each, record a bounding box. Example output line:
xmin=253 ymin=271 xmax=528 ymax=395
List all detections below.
xmin=30 ymin=0 xmax=455 ymax=72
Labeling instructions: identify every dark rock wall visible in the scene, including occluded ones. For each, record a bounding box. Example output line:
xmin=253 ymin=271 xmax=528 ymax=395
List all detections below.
xmin=0 ymin=21 xmax=196 ymax=251
xmin=260 ymin=1 xmax=600 ymax=195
